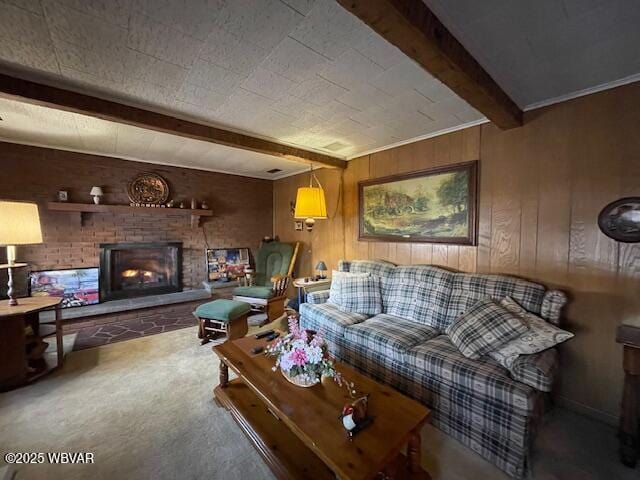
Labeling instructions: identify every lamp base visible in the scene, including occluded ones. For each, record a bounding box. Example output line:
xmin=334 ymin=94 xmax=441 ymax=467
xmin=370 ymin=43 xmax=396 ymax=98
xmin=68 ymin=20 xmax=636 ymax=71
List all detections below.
xmin=304 ymin=218 xmax=316 ymax=231
xmin=1 ymin=254 xmax=28 ymax=307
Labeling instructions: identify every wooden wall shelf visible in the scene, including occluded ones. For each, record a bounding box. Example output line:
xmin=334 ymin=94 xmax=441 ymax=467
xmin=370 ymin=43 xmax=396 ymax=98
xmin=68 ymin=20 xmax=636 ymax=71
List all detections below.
xmin=47 ymin=202 xmax=213 ymax=228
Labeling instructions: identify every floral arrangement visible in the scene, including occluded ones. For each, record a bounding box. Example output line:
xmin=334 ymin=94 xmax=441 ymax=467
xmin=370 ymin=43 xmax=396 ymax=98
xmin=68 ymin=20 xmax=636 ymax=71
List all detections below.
xmin=266 ymin=317 xmax=355 ymax=395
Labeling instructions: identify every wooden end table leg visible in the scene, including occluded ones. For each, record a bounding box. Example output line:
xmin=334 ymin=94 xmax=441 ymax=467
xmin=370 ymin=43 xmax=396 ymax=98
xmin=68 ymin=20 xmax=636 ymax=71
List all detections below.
xmin=408 ymin=429 xmax=422 ymax=474
xmin=219 ymin=360 xmax=229 ymax=388
xmin=55 ymin=305 xmax=63 ymax=369
xmin=619 ymin=345 xmax=639 ymax=468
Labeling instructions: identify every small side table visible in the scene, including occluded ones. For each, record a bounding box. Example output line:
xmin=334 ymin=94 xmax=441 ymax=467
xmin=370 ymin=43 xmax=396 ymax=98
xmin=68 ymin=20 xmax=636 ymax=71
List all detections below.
xmin=616 ymin=324 xmax=640 ymax=468
xmin=293 ymin=277 xmax=332 ymax=306
xmin=0 ymin=297 xmax=63 ymax=391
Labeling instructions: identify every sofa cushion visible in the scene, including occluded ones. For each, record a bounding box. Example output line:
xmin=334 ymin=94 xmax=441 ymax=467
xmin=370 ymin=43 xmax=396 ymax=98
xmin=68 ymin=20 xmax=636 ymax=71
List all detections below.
xmin=508 ymin=348 xmax=558 ymax=392
xmin=299 ymin=302 xmax=368 ymax=339
xmin=385 ymin=266 xmax=453 ymax=329
xmin=446 ymin=298 xmax=528 ymax=359
xmin=444 ymin=274 xmax=546 ymax=330
xmin=540 ymin=289 xmax=568 ymax=324
xmin=337 ymin=275 xmax=382 ymax=315
xmin=306 ymin=289 xmax=330 ymax=305
xmin=406 ymin=335 xmax=536 ymax=412
xmin=328 ymin=270 xmax=370 ymax=306
xmin=488 ymin=297 xmax=574 ymax=369
xmin=344 ymin=314 xmax=439 ymax=363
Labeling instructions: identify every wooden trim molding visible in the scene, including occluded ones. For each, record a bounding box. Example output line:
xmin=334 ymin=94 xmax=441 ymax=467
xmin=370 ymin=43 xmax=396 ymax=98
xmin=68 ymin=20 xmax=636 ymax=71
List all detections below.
xmin=0 ymin=73 xmax=347 ymax=169
xmin=336 ymin=0 xmax=523 ymax=129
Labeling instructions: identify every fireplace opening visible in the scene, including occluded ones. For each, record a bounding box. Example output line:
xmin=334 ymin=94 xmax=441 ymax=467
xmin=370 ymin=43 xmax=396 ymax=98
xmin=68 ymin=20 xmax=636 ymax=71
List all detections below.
xmin=99 ymin=242 xmax=182 ymax=302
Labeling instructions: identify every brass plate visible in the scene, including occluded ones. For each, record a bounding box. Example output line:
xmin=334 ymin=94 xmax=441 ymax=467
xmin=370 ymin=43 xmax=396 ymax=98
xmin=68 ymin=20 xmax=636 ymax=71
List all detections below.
xmin=127 ymin=172 xmax=169 ymax=205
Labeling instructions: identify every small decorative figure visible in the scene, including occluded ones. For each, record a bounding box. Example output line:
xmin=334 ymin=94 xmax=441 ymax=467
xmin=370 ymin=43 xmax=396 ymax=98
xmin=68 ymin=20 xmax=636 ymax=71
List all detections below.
xmin=340 ymin=394 xmax=373 ymax=438
xmin=90 ymin=186 xmax=103 ymax=204
xmin=201 ymin=200 xmax=209 ymax=210
xmin=179 ymin=202 xmax=185 ymax=209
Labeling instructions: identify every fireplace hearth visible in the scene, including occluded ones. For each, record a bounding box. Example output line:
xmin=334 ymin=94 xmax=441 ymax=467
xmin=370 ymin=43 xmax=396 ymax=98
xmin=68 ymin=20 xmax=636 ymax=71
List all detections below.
xmin=99 ymin=242 xmax=182 ymax=302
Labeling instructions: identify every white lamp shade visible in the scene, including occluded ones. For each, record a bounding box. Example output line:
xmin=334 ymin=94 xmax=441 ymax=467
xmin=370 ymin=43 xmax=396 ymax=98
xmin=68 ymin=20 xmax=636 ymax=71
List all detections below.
xmin=90 ymin=186 xmax=103 ymax=196
xmin=0 ymin=201 xmax=43 ymax=245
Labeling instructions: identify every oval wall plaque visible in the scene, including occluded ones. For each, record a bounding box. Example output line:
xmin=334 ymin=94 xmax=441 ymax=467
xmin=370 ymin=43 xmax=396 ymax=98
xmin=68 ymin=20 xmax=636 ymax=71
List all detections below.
xmin=598 ymin=197 xmax=640 ymax=243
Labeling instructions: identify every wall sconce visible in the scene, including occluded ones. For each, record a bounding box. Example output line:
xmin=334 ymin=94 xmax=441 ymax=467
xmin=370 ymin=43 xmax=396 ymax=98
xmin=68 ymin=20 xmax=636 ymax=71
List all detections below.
xmin=294 ymin=166 xmax=327 ymax=232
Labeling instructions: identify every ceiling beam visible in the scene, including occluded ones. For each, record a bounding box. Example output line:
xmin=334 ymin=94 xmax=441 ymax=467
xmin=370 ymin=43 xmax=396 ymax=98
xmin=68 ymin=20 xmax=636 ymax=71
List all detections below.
xmin=336 ymin=0 xmax=523 ymax=129
xmin=0 ymin=73 xmax=347 ymax=169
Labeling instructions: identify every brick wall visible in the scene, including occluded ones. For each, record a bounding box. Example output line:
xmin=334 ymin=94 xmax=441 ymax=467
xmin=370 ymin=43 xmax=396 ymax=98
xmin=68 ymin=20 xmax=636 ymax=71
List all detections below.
xmin=0 ymin=142 xmax=273 ymax=301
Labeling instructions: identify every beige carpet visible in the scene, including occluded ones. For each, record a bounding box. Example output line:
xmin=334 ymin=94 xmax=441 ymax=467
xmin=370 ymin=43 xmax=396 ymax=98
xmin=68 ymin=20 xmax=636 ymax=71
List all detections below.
xmin=0 ymin=326 xmax=636 ymax=480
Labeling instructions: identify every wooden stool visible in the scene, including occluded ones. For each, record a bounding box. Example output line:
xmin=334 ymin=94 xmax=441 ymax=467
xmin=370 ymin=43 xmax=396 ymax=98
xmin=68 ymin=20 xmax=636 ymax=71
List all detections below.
xmin=194 ymin=299 xmax=250 ymax=345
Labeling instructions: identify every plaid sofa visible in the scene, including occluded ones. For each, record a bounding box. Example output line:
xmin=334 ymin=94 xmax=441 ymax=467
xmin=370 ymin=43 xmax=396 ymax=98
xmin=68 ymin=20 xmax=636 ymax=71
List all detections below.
xmin=300 ymin=260 xmax=567 ymax=478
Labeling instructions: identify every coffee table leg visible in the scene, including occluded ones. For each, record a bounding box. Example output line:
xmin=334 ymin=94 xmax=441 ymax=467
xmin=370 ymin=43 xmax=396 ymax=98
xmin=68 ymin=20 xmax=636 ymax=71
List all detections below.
xmin=408 ymin=430 xmax=422 ymax=473
xmin=219 ymin=360 xmax=229 ymax=388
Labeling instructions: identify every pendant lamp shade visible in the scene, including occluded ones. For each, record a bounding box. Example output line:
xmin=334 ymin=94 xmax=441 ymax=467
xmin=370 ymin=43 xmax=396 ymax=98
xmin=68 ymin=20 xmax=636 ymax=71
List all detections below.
xmin=294 ymin=187 xmax=327 ymax=219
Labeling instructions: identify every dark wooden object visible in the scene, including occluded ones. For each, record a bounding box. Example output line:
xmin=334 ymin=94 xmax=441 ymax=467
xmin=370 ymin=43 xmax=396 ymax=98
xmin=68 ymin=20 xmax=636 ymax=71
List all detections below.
xmin=213 ymin=337 xmax=431 ymax=480
xmin=0 ymin=73 xmax=346 ymax=169
xmin=47 ymin=202 xmax=213 ymax=228
xmin=617 ymin=325 xmax=640 ymax=468
xmin=335 ymin=0 xmax=523 ymax=129
xmin=197 ymin=312 xmax=249 ymax=345
xmin=0 ymin=297 xmax=63 ymax=391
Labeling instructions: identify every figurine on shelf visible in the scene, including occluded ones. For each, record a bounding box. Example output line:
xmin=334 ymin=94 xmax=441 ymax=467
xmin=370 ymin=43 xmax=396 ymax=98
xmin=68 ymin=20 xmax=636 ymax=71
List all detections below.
xmin=201 ymin=200 xmax=209 ymax=210
xmin=179 ymin=202 xmax=185 ymax=209
xmin=191 ymin=198 xmax=197 ymax=209
xmin=167 ymin=200 xmax=175 ymax=208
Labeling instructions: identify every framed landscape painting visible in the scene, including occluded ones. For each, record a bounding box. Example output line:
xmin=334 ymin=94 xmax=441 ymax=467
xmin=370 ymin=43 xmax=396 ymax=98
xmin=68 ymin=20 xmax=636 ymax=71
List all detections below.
xmin=359 ymin=161 xmax=478 ymax=245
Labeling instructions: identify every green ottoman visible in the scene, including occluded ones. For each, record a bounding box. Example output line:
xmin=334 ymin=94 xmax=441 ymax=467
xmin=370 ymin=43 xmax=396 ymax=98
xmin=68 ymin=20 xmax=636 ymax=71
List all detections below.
xmin=194 ymin=299 xmax=251 ymax=344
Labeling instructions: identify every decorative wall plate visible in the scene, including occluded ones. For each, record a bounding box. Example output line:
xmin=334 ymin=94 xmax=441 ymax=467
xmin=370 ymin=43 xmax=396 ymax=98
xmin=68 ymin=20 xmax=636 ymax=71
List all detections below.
xmin=598 ymin=197 xmax=640 ymax=243
xmin=127 ymin=173 xmax=169 ymax=205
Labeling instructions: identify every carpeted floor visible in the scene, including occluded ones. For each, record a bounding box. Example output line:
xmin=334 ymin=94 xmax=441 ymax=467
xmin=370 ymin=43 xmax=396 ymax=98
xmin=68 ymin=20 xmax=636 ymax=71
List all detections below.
xmin=1 ymin=327 xmax=636 ymax=480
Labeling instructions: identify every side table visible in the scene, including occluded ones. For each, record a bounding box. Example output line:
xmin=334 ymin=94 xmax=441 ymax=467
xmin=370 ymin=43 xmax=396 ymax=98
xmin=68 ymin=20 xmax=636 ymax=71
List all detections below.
xmin=293 ymin=277 xmax=331 ymax=306
xmin=616 ymin=324 xmax=640 ymax=468
xmin=0 ymin=296 xmax=63 ymax=391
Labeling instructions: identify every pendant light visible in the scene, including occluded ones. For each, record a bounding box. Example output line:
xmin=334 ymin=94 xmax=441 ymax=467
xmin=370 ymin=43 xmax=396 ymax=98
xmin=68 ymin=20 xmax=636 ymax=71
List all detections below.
xmin=294 ymin=165 xmax=327 ymax=231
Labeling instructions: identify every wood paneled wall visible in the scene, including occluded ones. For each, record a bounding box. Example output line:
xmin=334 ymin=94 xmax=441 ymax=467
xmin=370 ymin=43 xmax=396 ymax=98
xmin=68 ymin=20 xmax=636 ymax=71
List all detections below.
xmin=344 ymin=127 xmax=480 ymax=272
xmin=273 ymin=168 xmax=344 ymax=284
xmin=274 ymin=82 xmax=640 ymax=421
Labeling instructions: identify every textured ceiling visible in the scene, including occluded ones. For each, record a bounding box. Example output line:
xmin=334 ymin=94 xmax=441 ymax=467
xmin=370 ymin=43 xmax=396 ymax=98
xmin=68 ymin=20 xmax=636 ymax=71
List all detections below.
xmin=0 ymin=0 xmax=484 ymax=172
xmin=0 ymin=0 xmax=636 ymax=178
xmin=423 ymin=0 xmax=640 ymax=109
xmin=0 ymin=97 xmax=310 ymax=179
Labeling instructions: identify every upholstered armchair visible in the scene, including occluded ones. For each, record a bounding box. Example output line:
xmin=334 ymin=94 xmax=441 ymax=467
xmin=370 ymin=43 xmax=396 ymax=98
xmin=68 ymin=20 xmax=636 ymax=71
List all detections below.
xmin=232 ymin=241 xmax=299 ymax=323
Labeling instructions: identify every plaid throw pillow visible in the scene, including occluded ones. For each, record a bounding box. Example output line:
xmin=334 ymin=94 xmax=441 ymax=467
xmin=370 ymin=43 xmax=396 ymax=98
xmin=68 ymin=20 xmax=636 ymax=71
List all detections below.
xmin=337 ymin=276 xmax=382 ymax=315
xmin=446 ymin=298 xmax=528 ymax=359
xmin=488 ymin=297 xmax=574 ymax=368
xmin=328 ymin=270 xmax=370 ymax=305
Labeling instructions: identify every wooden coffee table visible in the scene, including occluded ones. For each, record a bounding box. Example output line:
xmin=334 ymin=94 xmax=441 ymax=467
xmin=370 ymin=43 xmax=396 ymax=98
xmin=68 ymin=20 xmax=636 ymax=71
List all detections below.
xmin=213 ymin=336 xmax=431 ymax=480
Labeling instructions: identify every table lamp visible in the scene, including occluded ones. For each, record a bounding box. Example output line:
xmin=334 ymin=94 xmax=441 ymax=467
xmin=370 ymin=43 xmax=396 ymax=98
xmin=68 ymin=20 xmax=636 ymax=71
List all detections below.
xmin=315 ymin=261 xmax=327 ymax=279
xmin=0 ymin=201 xmax=43 ymax=305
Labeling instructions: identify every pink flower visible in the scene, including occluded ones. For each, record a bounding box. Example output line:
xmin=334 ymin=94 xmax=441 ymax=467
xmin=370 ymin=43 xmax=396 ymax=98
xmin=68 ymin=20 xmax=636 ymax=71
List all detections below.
xmin=288 ymin=316 xmax=304 ymax=338
xmin=291 ymin=348 xmax=308 ymax=366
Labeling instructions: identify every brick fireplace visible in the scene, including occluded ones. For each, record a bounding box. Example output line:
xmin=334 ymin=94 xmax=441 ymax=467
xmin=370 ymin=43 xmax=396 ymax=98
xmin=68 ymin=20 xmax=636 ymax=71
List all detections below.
xmin=0 ymin=142 xmax=273 ymax=339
